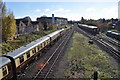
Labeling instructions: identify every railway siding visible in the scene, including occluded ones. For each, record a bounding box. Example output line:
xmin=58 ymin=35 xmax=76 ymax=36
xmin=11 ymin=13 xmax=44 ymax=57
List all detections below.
xmin=64 ymin=32 xmax=120 ymax=78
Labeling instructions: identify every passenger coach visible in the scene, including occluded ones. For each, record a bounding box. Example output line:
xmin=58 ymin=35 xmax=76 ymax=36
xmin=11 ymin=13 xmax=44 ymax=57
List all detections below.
xmin=78 ymin=24 xmax=99 ymax=35
xmin=0 ymin=29 xmax=64 ymax=80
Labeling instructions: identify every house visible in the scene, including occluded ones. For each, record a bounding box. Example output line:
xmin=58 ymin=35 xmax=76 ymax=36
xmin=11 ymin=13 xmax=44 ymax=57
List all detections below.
xmin=16 ymin=19 xmax=26 ymax=34
xmin=31 ymin=21 xmax=44 ymax=31
xmin=16 ymin=16 xmax=42 ymax=34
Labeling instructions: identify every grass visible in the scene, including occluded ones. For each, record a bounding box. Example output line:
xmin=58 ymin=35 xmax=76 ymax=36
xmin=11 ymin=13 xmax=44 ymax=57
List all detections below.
xmin=111 ymin=30 xmax=120 ymax=33
xmin=64 ymin=32 xmax=120 ymax=78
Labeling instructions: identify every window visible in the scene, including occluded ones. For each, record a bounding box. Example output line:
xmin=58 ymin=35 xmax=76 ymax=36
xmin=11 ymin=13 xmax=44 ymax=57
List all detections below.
xmin=32 ymin=48 xmax=36 ymax=54
xmin=41 ymin=44 xmax=43 ymax=48
xmin=26 ymin=51 xmax=30 ymax=58
xmin=2 ymin=66 xmax=7 ymax=76
xmin=19 ymin=56 xmax=24 ymax=64
xmin=38 ymin=45 xmax=41 ymax=50
xmin=34 ymin=48 xmax=36 ymax=53
xmin=32 ymin=49 xmax=35 ymax=54
xmin=37 ymin=46 xmax=40 ymax=50
xmin=7 ymin=65 xmax=11 ymax=72
xmin=47 ymin=40 xmax=49 ymax=44
xmin=44 ymin=42 xmax=46 ymax=46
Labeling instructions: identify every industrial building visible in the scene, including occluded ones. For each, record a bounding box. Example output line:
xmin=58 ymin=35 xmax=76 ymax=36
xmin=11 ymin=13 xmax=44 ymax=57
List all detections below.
xmin=37 ymin=14 xmax=68 ymax=27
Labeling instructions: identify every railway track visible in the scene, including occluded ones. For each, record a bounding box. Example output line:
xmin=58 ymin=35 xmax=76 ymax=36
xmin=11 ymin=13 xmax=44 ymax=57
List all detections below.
xmin=32 ymin=28 xmax=73 ymax=79
xmin=17 ymin=28 xmax=72 ymax=79
xmin=96 ymin=33 xmax=120 ymax=50
xmin=94 ymin=37 xmax=120 ymax=60
xmin=75 ymin=24 xmax=120 ymax=62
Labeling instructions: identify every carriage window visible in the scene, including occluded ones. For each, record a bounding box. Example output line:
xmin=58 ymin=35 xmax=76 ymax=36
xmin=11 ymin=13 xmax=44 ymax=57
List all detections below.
xmin=38 ymin=45 xmax=41 ymax=50
xmin=44 ymin=42 xmax=46 ymax=46
xmin=32 ymin=49 xmax=35 ymax=53
xmin=32 ymin=48 xmax=36 ymax=54
xmin=26 ymin=51 xmax=30 ymax=58
xmin=37 ymin=46 xmax=40 ymax=50
xmin=34 ymin=48 xmax=36 ymax=53
xmin=7 ymin=65 xmax=11 ymax=72
xmin=47 ymin=40 xmax=49 ymax=44
xmin=41 ymin=44 xmax=43 ymax=48
xmin=19 ymin=56 xmax=24 ymax=64
xmin=2 ymin=67 xmax=7 ymax=76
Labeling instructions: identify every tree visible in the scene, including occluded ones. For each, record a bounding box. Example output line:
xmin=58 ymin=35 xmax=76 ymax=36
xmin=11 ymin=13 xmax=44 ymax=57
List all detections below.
xmin=86 ymin=19 xmax=98 ymax=26
xmin=49 ymin=24 xmax=55 ymax=30
xmin=1 ymin=2 xmax=6 ymax=17
xmin=2 ymin=2 xmax=16 ymax=42
xmin=81 ymin=17 xmax=85 ymax=24
xmin=41 ymin=17 xmax=48 ymax=30
xmin=102 ymin=18 xmax=105 ymax=23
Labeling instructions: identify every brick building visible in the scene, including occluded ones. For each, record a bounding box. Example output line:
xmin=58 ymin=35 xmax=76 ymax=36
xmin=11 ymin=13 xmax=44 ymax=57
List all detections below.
xmin=16 ymin=16 xmax=43 ymax=34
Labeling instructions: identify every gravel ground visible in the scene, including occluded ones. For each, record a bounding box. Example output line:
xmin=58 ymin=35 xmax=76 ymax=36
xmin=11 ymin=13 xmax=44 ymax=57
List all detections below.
xmin=50 ymin=32 xmax=73 ymax=78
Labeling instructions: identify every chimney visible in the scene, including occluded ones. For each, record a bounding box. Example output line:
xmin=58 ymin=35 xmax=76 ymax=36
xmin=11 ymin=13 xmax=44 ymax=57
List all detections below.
xmin=52 ymin=14 xmax=55 ymax=24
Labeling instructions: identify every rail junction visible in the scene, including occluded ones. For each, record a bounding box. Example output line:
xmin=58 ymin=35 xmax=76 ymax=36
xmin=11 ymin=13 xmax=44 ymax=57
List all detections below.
xmin=1 ymin=24 xmax=120 ymax=80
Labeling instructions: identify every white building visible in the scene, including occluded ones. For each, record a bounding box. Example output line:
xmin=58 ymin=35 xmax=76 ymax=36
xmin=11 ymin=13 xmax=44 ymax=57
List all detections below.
xmin=118 ymin=1 xmax=120 ymax=21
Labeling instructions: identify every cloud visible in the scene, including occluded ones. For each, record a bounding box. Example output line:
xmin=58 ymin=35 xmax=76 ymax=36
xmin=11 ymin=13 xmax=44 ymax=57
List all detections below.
xmin=35 ymin=9 xmax=41 ymax=12
xmin=101 ymin=6 xmax=118 ymax=18
xmin=15 ymin=16 xmax=23 ymax=19
xmin=65 ymin=9 xmax=71 ymax=12
xmin=45 ymin=8 xmax=50 ymax=12
xmin=102 ymin=6 xmax=117 ymax=13
xmin=86 ymin=8 xmax=95 ymax=12
xmin=53 ymin=8 xmax=64 ymax=13
xmin=15 ymin=15 xmax=31 ymax=19
xmin=53 ymin=8 xmax=71 ymax=13
xmin=83 ymin=6 xmax=118 ymax=19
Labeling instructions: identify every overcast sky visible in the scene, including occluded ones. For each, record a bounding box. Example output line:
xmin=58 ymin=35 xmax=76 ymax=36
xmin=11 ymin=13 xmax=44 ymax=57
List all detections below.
xmin=5 ymin=0 xmax=119 ymax=21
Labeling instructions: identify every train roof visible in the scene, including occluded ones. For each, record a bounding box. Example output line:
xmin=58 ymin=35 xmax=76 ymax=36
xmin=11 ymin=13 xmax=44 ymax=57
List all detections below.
xmin=79 ymin=24 xmax=98 ymax=29
xmin=0 ymin=36 xmax=49 ymax=68
xmin=79 ymin=24 xmax=88 ymax=27
xmin=107 ymin=31 xmax=120 ymax=35
xmin=88 ymin=26 xmax=98 ymax=29
xmin=0 ymin=57 xmax=10 ymax=68
xmin=47 ymin=29 xmax=64 ymax=37
xmin=0 ymin=29 xmax=64 ymax=68
xmin=6 ymin=36 xmax=49 ymax=59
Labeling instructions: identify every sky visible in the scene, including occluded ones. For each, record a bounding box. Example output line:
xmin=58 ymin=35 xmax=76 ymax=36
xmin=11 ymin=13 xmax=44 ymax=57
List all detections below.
xmin=5 ymin=1 xmax=119 ymax=21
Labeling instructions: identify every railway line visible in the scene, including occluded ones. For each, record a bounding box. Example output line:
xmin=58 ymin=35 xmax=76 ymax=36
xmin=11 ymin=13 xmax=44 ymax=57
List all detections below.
xmin=16 ymin=28 xmax=73 ymax=79
xmin=75 ymin=24 xmax=120 ymax=62
xmin=33 ymin=28 xmax=73 ymax=79
xmin=96 ymin=33 xmax=120 ymax=50
xmin=1 ymin=24 xmax=119 ymax=79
